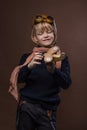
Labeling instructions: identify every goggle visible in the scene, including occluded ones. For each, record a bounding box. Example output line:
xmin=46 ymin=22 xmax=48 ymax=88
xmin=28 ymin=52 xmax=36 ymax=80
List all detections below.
xmin=32 ymin=15 xmax=54 ymax=26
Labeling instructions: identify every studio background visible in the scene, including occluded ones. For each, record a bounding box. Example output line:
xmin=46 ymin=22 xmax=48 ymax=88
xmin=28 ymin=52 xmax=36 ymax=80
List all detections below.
xmin=0 ymin=0 xmax=87 ymax=130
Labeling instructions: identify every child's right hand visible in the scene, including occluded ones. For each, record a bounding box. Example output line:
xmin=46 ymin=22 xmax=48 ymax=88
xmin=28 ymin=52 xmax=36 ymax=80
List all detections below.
xmin=28 ymin=52 xmax=43 ymax=69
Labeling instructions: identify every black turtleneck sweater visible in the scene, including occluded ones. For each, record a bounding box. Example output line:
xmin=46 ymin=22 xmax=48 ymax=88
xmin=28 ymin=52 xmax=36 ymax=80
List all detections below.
xmin=18 ymin=53 xmax=72 ymax=110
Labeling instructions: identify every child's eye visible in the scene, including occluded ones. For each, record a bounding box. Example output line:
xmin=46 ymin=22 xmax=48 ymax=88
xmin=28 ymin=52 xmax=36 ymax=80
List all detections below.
xmin=36 ymin=31 xmax=43 ymax=35
xmin=47 ymin=30 xmax=53 ymax=33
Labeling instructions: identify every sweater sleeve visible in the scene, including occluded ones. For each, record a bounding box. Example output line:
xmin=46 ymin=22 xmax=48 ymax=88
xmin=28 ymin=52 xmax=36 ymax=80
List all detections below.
xmin=17 ymin=53 xmax=31 ymax=83
xmin=54 ymin=56 xmax=72 ymax=89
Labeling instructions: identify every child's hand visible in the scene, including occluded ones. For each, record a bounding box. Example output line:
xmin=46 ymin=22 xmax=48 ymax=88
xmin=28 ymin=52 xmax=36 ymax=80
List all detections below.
xmin=28 ymin=52 xmax=43 ymax=69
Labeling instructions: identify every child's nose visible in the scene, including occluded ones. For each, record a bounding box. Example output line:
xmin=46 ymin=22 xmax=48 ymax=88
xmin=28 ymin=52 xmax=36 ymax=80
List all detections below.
xmin=43 ymin=32 xmax=48 ymax=37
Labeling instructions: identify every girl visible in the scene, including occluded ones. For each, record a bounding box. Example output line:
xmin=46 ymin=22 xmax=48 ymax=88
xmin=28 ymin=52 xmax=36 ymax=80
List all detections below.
xmin=9 ymin=14 xmax=72 ymax=130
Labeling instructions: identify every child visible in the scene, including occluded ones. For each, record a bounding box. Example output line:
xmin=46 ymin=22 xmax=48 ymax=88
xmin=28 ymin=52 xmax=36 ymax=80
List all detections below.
xmin=9 ymin=14 xmax=72 ymax=130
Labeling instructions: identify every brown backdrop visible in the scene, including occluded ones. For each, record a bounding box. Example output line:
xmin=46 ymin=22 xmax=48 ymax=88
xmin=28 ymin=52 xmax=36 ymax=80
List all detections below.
xmin=0 ymin=0 xmax=87 ymax=130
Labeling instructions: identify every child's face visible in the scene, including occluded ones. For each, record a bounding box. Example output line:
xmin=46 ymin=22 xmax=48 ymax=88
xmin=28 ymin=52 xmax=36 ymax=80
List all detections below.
xmin=34 ymin=23 xmax=55 ymax=47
